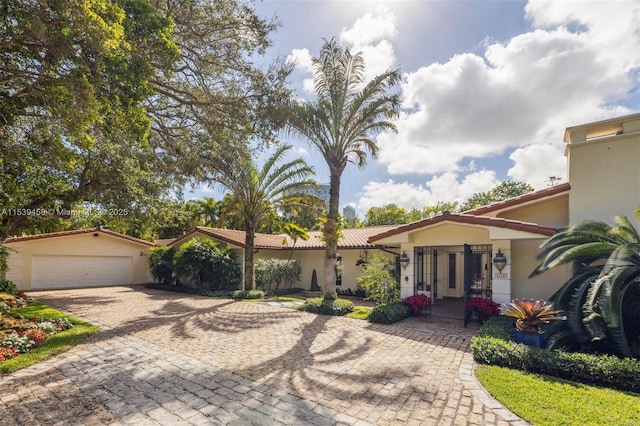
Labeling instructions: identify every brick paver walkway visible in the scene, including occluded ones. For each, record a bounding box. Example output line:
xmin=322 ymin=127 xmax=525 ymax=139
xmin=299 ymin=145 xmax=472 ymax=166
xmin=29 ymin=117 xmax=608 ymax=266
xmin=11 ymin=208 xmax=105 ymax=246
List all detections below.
xmin=0 ymin=286 xmax=527 ymax=425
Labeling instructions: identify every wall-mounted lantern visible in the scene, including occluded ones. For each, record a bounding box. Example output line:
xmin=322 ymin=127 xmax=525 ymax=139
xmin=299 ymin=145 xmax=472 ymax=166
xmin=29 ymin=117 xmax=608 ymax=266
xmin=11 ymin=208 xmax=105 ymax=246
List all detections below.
xmin=493 ymin=249 xmax=507 ymax=272
xmin=399 ymin=252 xmax=410 ymax=270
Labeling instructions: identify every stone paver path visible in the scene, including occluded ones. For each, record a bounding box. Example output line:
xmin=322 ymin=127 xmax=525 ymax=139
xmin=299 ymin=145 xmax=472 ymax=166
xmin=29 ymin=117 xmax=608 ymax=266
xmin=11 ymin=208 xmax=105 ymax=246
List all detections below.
xmin=0 ymin=286 xmax=527 ymax=425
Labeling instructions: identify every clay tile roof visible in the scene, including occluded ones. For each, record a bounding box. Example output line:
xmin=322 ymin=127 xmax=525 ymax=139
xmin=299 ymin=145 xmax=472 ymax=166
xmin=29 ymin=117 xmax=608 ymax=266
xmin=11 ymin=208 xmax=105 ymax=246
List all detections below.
xmin=463 ymin=182 xmax=570 ymax=216
xmin=173 ymin=225 xmax=399 ymax=250
xmin=4 ymin=227 xmax=154 ymax=246
xmin=368 ymin=211 xmax=557 ymax=243
xmin=293 ymin=226 xmax=399 ymax=250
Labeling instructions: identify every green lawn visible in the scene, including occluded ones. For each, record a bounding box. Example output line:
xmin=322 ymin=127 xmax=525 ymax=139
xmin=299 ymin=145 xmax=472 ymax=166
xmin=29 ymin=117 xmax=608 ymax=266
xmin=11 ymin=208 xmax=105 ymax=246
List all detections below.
xmin=475 ymin=365 xmax=640 ymax=426
xmin=1 ymin=302 xmax=99 ymax=374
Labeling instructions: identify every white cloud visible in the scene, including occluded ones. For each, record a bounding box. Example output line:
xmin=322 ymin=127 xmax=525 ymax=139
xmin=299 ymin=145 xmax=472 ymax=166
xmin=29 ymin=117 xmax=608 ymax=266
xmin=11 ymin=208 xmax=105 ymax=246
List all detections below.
xmin=376 ymin=0 xmax=639 ymax=183
xmin=339 ymin=5 xmax=397 ymax=45
xmin=507 ymin=144 xmax=567 ymax=188
xmin=355 ymin=170 xmax=499 ymax=212
xmin=339 ymin=5 xmax=398 ymax=83
xmin=286 ymin=48 xmax=313 ymax=72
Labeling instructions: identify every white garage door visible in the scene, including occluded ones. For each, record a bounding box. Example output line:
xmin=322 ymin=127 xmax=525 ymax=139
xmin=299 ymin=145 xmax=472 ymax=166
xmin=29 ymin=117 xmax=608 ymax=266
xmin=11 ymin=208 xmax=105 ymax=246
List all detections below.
xmin=32 ymin=256 xmax=131 ymax=289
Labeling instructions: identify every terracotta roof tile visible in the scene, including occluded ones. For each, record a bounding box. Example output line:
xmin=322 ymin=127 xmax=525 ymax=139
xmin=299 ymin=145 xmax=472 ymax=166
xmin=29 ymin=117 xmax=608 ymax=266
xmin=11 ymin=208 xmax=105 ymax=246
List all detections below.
xmin=4 ymin=228 xmax=154 ymax=246
xmin=463 ymin=182 xmax=570 ymax=216
xmin=171 ymin=225 xmax=398 ymax=250
xmin=368 ymin=212 xmax=557 ymax=243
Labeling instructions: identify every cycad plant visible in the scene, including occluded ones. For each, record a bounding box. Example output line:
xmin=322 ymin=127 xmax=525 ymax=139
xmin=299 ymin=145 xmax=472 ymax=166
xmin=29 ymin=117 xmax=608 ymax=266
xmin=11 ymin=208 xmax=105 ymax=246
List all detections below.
xmin=531 ymin=208 xmax=640 ymax=358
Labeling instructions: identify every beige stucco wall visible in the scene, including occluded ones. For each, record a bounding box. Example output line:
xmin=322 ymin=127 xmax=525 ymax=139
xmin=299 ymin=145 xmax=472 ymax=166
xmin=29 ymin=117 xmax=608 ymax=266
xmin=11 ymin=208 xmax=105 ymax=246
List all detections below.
xmin=287 ymin=249 xmax=393 ymax=293
xmin=567 ymin=115 xmax=640 ymax=224
xmin=497 ymin=196 xmax=568 ymax=229
xmin=510 ymin=239 xmax=571 ymax=301
xmin=409 ymin=224 xmax=491 ymax=246
xmin=5 ymin=233 xmax=152 ymax=290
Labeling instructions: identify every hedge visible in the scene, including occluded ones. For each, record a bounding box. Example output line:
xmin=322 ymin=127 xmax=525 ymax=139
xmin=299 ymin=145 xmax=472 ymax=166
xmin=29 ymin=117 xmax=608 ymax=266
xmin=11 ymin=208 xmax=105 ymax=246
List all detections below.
xmin=471 ymin=317 xmax=640 ymax=393
xmin=367 ymin=302 xmax=410 ymax=324
xmin=301 ymin=298 xmax=354 ymax=316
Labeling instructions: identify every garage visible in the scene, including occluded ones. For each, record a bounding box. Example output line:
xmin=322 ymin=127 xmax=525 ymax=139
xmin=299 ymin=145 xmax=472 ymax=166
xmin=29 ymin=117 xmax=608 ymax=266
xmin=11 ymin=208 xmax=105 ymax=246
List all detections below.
xmin=4 ymin=228 xmax=153 ymax=291
xmin=31 ymin=255 xmax=131 ymax=289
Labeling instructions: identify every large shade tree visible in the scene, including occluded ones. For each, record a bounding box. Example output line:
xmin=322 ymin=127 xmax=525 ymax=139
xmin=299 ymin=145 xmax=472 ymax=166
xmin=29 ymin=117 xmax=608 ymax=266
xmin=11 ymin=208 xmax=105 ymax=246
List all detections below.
xmin=212 ymin=144 xmax=318 ymax=290
xmin=0 ymin=0 xmax=290 ymax=240
xmin=283 ymin=38 xmax=401 ymax=299
xmin=531 ymin=208 xmax=640 ymax=358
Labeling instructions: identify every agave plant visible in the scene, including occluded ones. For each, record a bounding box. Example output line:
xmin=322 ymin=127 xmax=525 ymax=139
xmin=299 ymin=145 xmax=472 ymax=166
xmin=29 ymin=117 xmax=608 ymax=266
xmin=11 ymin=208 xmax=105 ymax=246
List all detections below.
xmin=531 ymin=209 xmax=640 ymax=358
xmin=500 ymin=299 xmax=565 ymax=334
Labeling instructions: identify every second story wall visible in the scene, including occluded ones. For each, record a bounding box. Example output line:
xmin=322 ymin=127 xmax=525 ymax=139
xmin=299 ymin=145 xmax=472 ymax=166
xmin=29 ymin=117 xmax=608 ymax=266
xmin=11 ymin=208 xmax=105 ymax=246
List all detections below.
xmin=565 ymin=113 xmax=640 ymax=224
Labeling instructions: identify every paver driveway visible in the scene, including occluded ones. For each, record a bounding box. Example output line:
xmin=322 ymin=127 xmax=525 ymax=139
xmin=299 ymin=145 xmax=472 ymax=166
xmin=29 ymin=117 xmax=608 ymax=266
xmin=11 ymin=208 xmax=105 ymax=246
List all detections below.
xmin=0 ymin=286 xmax=526 ymax=425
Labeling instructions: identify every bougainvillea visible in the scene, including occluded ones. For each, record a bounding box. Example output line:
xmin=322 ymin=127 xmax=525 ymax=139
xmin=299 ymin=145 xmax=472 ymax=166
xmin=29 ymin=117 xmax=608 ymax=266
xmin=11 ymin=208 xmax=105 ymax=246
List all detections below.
xmin=467 ymin=298 xmax=500 ymax=319
xmin=402 ymin=294 xmax=433 ymax=316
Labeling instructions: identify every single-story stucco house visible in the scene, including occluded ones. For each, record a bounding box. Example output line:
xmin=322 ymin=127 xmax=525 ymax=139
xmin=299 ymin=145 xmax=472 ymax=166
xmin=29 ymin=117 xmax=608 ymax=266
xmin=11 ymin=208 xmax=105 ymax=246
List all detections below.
xmin=4 ymin=228 xmax=153 ymax=289
xmin=4 ymin=113 xmax=639 ymax=311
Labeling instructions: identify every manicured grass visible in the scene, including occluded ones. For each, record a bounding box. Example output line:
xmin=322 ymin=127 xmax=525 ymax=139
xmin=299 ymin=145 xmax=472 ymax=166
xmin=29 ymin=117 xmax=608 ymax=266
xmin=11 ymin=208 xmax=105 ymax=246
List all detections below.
xmin=475 ymin=365 xmax=640 ymax=426
xmin=264 ymin=296 xmax=305 ymax=303
xmin=1 ymin=302 xmax=99 ymax=374
xmin=346 ymin=306 xmax=372 ymax=320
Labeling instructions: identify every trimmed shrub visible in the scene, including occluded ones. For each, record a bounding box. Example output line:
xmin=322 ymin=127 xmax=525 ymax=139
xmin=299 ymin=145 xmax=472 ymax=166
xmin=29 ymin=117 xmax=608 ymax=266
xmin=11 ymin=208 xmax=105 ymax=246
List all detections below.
xmin=0 ymin=279 xmax=17 ymax=295
xmin=471 ymin=318 xmax=640 ymax=393
xmin=301 ymin=297 xmax=354 ymax=316
xmin=368 ymin=302 xmax=410 ymax=324
xmin=255 ymin=259 xmax=301 ymax=291
xmin=265 ymin=287 xmax=305 ymax=297
xmin=233 ymin=290 xmax=265 ymax=300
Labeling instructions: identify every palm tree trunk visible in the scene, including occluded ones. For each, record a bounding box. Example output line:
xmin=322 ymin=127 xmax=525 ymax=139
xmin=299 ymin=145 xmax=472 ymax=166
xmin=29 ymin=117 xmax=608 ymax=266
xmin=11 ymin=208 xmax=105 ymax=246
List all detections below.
xmin=244 ymin=224 xmax=256 ymax=290
xmin=323 ymin=172 xmax=341 ymax=299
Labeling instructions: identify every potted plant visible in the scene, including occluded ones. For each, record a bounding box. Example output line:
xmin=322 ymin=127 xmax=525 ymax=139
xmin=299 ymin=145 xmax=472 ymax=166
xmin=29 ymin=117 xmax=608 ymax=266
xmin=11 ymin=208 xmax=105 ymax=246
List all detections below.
xmin=499 ymin=299 xmax=565 ymax=348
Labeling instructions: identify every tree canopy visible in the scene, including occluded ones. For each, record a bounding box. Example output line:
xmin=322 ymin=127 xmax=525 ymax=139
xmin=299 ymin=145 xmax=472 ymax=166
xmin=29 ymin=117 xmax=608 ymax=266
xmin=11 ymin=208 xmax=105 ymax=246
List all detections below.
xmin=0 ymin=0 xmax=289 ymax=240
xmin=460 ymin=181 xmax=534 ymax=212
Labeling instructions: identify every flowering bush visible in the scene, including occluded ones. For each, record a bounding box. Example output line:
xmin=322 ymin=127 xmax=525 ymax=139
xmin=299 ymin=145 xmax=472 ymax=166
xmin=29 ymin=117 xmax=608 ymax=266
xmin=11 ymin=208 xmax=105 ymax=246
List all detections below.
xmin=1 ymin=333 xmax=37 ymax=353
xmin=0 ymin=346 xmax=18 ymax=361
xmin=0 ymin=316 xmax=74 ymax=361
xmin=467 ymin=298 xmax=500 ymax=319
xmin=402 ymin=294 xmax=432 ymax=316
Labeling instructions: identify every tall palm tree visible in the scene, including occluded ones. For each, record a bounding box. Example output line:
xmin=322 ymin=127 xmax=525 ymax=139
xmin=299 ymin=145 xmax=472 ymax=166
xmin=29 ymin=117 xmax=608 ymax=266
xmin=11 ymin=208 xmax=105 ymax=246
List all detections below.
xmin=214 ymin=144 xmax=318 ymax=290
xmin=195 ymin=196 xmax=223 ymax=227
xmin=531 ymin=208 xmax=640 ymax=358
xmin=284 ymin=38 xmax=401 ymax=299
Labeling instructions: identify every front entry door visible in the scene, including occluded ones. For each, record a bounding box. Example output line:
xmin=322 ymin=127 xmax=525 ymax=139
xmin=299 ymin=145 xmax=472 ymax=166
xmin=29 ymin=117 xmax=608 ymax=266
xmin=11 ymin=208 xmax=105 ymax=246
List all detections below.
xmin=445 ymin=252 xmax=463 ymax=297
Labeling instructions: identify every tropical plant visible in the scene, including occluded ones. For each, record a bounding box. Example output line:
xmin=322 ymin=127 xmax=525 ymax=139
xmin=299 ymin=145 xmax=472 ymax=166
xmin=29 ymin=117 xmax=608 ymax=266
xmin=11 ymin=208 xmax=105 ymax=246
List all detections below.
xmin=499 ymin=299 xmax=565 ymax=334
xmin=531 ymin=209 xmax=640 ymax=358
xmin=210 ymin=144 xmax=318 ymax=290
xmin=356 ymin=256 xmax=399 ymax=305
xmin=173 ymin=238 xmax=241 ymax=290
xmin=283 ymin=38 xmax=401 ymax=299
xmin=148 ymin=247 xmax=176 ymax=285
xmin=281 ymin=223 xmax=310 ymax=260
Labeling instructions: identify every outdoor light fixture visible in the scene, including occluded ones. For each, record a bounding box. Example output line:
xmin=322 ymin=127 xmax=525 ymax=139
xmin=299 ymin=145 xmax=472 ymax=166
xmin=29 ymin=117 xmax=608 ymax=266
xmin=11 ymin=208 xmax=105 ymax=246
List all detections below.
xmin=493 ymin=249 xmax=507 ymax=272
xmin=399 ymin=252 xmax=410 ymax=270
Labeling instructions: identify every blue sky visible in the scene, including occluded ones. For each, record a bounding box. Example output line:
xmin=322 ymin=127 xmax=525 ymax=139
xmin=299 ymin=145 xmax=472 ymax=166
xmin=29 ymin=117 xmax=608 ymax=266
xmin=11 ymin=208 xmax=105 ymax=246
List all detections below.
xmin=193 ymin=0 xmax=640 ymax=219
